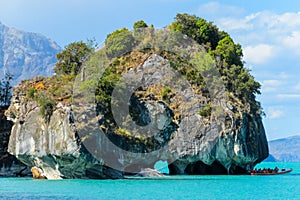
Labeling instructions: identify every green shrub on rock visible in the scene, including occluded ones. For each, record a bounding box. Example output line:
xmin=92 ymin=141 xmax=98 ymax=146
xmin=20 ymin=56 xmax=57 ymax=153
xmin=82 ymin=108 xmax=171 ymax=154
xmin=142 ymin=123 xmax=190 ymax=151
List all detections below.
xmin=133 ymin=20 xmax=148 ymax=36
xmin=38 ymin=96 xmax=56 ymax=123
xmin=105 ymin=28 xmax=135 ymax=59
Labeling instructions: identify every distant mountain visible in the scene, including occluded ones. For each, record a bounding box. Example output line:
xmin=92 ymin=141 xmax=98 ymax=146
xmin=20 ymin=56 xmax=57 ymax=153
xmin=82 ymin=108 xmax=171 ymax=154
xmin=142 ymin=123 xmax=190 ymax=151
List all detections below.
xmin=265 ymin=135 xmax=300 ymax=162
xmin=0 ymin=22 xmax=61 ymax=85
xmin=263 ymin=154 xmax=277 ymax=162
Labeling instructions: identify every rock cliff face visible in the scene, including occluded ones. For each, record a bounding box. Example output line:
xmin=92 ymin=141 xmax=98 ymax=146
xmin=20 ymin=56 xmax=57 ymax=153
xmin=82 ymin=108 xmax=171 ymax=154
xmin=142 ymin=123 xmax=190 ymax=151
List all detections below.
xmin=5 ymin=55 xmax=269 ymax=179
xmin=0 ymin=23 xmax=61 ymax=175
xmin=0 ymin=22 xmax=61 ymax=85
xmin=5 ymin=84 xmax=122 ymax=179
xmin=0 ymin=106 xmax=28 ymax=176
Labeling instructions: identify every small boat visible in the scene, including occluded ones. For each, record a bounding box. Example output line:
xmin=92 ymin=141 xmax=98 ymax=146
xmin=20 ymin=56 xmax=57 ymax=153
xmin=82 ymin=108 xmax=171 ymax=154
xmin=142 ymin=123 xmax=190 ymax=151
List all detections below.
xmin=251 ymin=168 xmax=293 ymax=176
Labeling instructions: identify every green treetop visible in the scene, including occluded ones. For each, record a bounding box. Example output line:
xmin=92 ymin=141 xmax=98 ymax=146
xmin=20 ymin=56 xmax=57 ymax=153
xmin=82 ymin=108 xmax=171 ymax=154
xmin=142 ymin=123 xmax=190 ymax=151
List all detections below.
xmin=105 ymin=28 xmax=135 ymax=59
xmin=54 ymin=41 xmax=94 ymax=76
xmin=133 ymin=20 xmax=148 ymax=35
xmin=170 ymin=13 xmax=261 ymax=113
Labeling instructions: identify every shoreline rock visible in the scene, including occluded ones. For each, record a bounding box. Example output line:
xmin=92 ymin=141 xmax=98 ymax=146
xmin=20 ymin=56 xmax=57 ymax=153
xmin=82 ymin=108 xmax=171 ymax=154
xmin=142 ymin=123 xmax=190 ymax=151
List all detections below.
xmin=134 ymin=168 xmax=164 ymax=177
xmin=31 ymin=166 xmax=47 ymax=179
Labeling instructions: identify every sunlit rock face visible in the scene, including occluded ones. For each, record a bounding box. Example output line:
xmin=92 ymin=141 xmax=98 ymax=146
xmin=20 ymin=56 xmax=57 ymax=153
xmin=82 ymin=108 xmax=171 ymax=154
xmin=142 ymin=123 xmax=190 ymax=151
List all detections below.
xmin=6 ymin=55 xmax=268 ymax=179
xmin=0 ymin=22 xmax=61 ymax=85
xmin=5 ymin=94 xmax=122 ymax=179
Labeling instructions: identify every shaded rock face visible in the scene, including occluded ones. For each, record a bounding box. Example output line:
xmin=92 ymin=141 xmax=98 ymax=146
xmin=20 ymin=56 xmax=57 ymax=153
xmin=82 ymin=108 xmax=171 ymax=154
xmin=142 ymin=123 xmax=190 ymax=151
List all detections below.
xmin=0 ymin=22 xmax=61 ymax=85
xmin=0 ymin=106 xmax=28 ymax=176
xmin=168 ymin=112 xmax=268 ymax=175
xmin=6 ymin=55 xmax=268 ymax=179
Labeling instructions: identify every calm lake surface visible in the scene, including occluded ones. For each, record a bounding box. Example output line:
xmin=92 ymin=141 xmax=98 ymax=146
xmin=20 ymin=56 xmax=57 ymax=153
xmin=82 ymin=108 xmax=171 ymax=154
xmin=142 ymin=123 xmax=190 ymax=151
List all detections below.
xmin=1 ymin=162 xmax=299 ymax=200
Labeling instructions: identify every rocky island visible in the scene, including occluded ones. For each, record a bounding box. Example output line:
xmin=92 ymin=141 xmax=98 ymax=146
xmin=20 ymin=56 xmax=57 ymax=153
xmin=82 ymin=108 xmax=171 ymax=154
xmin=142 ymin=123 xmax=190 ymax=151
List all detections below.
xmin=2 ymin=14 xmax=268 ymax=179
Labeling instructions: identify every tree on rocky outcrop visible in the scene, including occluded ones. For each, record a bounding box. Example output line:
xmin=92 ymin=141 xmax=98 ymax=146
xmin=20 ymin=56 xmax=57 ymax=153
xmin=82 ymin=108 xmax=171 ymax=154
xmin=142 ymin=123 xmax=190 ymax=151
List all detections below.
xmin=215 ymin=35 xmax=243 ymax=67
xmin=133 ymin=20 xmax=148 ymax=36
xmin=170 ymin=13 xmax=220 ymax=50
xmin=105 ymin=28 xmax=135 ymax=59
xmin=170 ymin=13 xmax=261 ymax=113
xmin=54 ymin=41 xmax=94 ymax=76
xmin=0 ymin=73 xmax=13 ymax=106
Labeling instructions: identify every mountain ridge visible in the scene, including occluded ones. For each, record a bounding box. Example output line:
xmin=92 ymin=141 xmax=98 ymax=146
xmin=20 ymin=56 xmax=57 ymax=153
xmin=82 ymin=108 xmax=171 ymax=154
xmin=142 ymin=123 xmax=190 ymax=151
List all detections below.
xmin=0 ymin=22 xmax=61 ymax=85
xmin=266 ymin=135 xmax=300 ymax=162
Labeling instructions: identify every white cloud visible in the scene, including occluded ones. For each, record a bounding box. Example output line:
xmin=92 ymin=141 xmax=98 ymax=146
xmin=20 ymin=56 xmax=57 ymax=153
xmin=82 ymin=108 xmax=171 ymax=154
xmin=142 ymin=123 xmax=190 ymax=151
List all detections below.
xmin=267 ymin=107 xmax=284 ymax=119
xmin=219 ymin=18 xmax=253 ymax=31
xmin=278 ymin=72 xmax=289 ymax=79
xmin=277 ymin=12 xmax=300 ymax=27
xmin=217 ymin=11 xmax=300 ymax=56
xmin=243 ymin=44 xmax=276 ymax=65
xmin=282 ymin=31 xmax=300 ymax=55
xmin=293 ymin=83 xmax=300 ymax=91
xmin=197 ymin=2 xmax=245 ymax=19
xmin=262 ymin=80 xmax=283 ymax=86
xmin=219 ymin=13 xmax=260 ymax=31
xmin=277 ymin=94 xmax=300 ymax=99
xmin=261 ymin=79 xmax=283 ymax=92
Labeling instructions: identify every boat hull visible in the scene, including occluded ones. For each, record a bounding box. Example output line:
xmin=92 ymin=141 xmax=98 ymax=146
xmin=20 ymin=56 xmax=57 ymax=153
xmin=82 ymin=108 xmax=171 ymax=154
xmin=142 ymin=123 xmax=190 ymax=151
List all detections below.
xmin=251 ymin=168 xmax=293 ymax=176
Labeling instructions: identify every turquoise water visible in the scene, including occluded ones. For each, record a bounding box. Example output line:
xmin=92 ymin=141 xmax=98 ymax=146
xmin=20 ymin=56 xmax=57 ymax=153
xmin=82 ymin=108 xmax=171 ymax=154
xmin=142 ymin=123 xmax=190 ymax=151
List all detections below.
xmin=1 ymin=162 xmax=300 ymax=200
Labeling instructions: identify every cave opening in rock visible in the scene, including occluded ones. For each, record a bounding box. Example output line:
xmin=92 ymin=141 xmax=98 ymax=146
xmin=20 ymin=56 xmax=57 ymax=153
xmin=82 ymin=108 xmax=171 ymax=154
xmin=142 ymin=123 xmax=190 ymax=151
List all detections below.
xmin=229 ymin=165 xmax=248 ymax=175
xmin=184 ymin=161 xmax=228 ymax=175
xmin=154 ymin=160 xmax=169 ymax=174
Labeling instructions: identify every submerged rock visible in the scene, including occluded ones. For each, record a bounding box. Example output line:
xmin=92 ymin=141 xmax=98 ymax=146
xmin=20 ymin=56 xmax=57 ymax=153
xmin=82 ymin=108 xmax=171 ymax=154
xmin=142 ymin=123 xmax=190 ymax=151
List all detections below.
xmin=135 ymin=168 xmax=164 ymax=177
xmin=31 ymin=166 xmax=47 ymax=179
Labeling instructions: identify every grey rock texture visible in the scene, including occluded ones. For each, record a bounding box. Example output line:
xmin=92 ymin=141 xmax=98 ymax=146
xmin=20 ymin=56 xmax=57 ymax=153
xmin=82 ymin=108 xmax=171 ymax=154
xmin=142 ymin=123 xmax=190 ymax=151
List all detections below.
xmin=5 ymin=85 xmax=122 ymax=179
xmin=134 ymin=168 xmax=164 ymax=177
xmin=6 ymin=55 xmax=268 ymax=179
xmin=0 ymin=106 xmax=28 ymax=176
xmin=0 ymin=22 xmax=61 ymax=85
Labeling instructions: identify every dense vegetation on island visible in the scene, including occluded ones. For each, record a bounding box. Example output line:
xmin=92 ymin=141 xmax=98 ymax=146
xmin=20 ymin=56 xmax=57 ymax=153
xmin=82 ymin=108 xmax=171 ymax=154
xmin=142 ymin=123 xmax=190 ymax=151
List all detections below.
xmin=22 ymin=13 xmax=262 ymax=138
xmin=170 ymin=14 xmax=261 ymax=109
xmin=93 ymin=14 xmax=262 ymax=146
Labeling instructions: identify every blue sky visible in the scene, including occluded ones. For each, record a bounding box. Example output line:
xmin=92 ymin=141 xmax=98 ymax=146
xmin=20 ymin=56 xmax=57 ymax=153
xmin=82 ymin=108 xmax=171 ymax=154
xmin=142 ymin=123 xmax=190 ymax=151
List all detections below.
xmin=1 ymin=0 xmax=300 ymax=140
